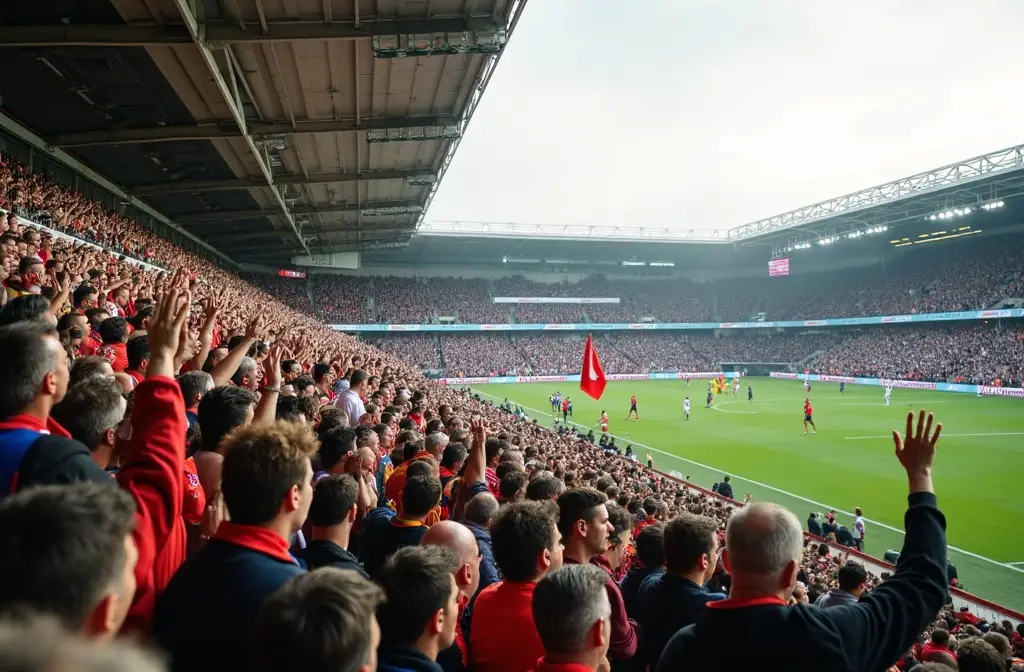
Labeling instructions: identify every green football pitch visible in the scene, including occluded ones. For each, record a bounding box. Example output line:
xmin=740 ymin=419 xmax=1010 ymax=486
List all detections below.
xmin=471 ymin=377 xmax=1024 ymax=612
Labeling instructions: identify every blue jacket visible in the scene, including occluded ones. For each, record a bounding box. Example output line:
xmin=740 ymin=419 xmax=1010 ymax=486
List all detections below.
xmin=154 ymin=523 xmax=304 ymax=672
xmin=378 ymin=645 xmax=444 ymax=672
xmin=464 ymin=521 xmax=501 ymax=592
xmin=636 ymin=573 xmax=725 ymax=667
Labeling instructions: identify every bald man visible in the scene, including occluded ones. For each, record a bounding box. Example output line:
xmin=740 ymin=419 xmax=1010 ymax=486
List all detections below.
xmin=657 ymin=410 xmax=950 ymax=672
xmin=421 ymin=521 xmax=481 ymax=672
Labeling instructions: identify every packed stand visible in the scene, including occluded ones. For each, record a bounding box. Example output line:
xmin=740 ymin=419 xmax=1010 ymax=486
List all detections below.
xmin=813 ymin=325 xmax=1024 ymax=386
xmin=369 ymin=334 xmax=441 ymax=371
xmin=440 ymin=334 xmax=529 ymax=377
xmin=1 ymin=154 xmax=1021 ymax=672
xmin=372 ymin=275 xmax=432 ymax=324
xmin=308 ymin=273 xmax=373 ymax=323
xmin=239 ymin=272 xmax=315 ymax=317
xmin=427 ymin=276 xmax=509 ymax=323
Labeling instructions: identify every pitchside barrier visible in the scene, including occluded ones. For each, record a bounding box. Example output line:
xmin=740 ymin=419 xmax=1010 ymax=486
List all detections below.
xmin=770 ymin=372 xmax=1024 ymax=398
xmin=661 ymin=474 xmax=1023 ymax=627
xmin=439 ymin=371 xmax=739 ymax=385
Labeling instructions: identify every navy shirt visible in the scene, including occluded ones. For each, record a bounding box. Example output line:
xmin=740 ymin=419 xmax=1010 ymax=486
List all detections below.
xmin=359 ymin=507 xmax=428 ymax=578
xmin=657 ymin=493 xmax=949 ymax=672
xmin=636 ymin=573 xmax=725 ymax=667
xmin=154 ymin=526 xmax=304 ymax=672
xmin=619 ymin=566 xmax=663 ymax=619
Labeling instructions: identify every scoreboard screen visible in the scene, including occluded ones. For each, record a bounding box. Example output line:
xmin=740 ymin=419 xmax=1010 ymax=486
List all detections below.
xmin=768 ymin=258 xmax=790 ymax=277
xmin=278 ymin=269 xmax=307 ymax=279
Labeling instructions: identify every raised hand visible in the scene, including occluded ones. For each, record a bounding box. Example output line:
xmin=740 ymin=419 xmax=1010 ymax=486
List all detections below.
xmin=892 ymin=409 xmax=941 ymax=494
xmin=148 ymin=286 xmax=192 ymax=379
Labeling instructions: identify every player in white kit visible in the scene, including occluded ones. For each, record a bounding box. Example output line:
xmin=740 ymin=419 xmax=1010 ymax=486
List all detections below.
xmin=683 ymin=397 xmax=691 ymax=420
xmin=733 ymin=380 xmax=740 ymax=395
xmin=884 ymin=385 xmax=892 ymax=406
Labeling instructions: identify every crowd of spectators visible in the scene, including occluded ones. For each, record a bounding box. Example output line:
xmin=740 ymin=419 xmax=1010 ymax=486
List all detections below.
xmin=307 ymin=273 xmax=372 ymax=323
xmin=1 ymin=152 xmax=1022 ymax=672
xmin=439 ymin=335 xmax=528 ymax=377
xmin=293 ymin=233 xmax=1024 ymax=325
xmin=369 ymin=334 xmax=442 ymax=371
xmin=813 ymin=325 xmax=1024 ymax=386
xmin=239 ymin=272 xmax=314 ymax=317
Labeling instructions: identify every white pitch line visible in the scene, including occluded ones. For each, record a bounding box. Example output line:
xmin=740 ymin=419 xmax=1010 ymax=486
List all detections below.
xmin=1008 ymin=562 xmax=1024 ymax=567
xmin=845 ymin=432 xmax=1024 ymax=440
xmin=471 ymin=388 xmax=1024 ymax=575
xmin=709 ymin=400 xmax=759 ymax=414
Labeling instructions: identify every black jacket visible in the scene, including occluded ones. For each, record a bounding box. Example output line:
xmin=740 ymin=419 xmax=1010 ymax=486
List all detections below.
xmin=378 ymin=645 xmax=444 ymax=672
xmin=296 ymin=538 xmax=368 ymax=577
xmin=807 ymin=516 xmax=823 ymax=536
xmin=657 ymin=493 xmax=948 ymax=672
xmin=0 ymin=431 xmax=111 ymax=495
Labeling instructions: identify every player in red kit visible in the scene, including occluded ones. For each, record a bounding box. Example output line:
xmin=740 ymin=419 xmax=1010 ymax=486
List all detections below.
xmin=803 ymin=398 xmax=817 ymax=434
xmin=625 ymin=394 xmax=640 ymax=421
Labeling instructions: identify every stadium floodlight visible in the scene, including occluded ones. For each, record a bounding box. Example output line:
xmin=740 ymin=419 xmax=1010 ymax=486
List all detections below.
xmin=372 ymin=29 xmax=507 ymax=59
xmin=981 ymin=200 xmax=1005 ymax=210
xmin=360 ymin=205 xmax=423 ymax=216
xmin=366 ymin=126 xmax=461 ymax=143
xmin=404 ymin=173 xmax=437 ymax=186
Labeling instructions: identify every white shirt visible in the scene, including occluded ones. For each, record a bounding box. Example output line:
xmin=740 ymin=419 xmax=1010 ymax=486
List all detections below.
xmin=683 ymin=400 xmax=691 ymax=411
xmin=853 ymin=516 xmax=866 ymax=540
xmin=335 ymin=388 xmax=366 ymax=426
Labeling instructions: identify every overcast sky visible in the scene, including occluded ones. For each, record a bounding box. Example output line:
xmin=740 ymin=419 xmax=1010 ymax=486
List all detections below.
xmin=426 ymin=0 xmax=1024 ymax=232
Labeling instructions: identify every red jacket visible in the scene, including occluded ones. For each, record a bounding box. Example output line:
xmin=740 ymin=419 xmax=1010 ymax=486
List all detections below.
xmin=471 ymin=581 xmax=544 ymax=672
xmin=116 ymin=376 xmax=186 ymax=634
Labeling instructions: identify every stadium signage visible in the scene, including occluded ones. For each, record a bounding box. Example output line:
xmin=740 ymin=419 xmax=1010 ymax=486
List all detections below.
xmin=492 ymin=297 xmax=621 ymax=304
xmin=771 ymin=372 xmax=1023 ymax=398
xmin=328 ymin=307 xmax=1024 ymax=333
xmin=439 ymin=372 xmax=738 ymax=385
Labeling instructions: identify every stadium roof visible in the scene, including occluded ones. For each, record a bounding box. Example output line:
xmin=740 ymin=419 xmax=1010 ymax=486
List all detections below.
xmin=0 ymin=0 xmax=527 ymax=263
xmin=416 ymin=142 xmax=1024 ymax=245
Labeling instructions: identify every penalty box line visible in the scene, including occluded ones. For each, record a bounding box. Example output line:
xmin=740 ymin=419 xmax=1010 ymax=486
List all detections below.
xmin=470 ymin=388 xmax=1024 ymax=575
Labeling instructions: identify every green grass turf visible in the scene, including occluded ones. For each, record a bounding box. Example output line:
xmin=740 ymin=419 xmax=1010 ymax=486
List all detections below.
xmin=472 ymin=377 xmax=1024 ymax=613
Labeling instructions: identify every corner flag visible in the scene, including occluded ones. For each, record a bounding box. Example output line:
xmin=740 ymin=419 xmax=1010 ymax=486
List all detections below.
xmin=580 ymin=334 xmax=606 ymax=400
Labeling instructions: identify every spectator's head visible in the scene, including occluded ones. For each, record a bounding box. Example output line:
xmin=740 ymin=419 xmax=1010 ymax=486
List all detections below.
xmin=125 ymin=335 xmax=149 ymax=373
xmin=490 ymin=500 xmax=563 ymax=582
xmin=220 ymin=421 xmax=318 ymax=536
xmin=292 ymin=376 xmax=315 ymax=397
xmin=955 ymin=637 xmax=1004 ymax=672
xmin=256 ymin=568 xmax=384 ymax=672
xmin=0 ymin=294 xmax=56 ymax=328
xmin=50 ymin=377 xmax=126 ymax=468
xmin=532 ymin=564 xmax=611 ymax=670
xmin=557 ymin=487 xmax=611 ymax=562
xmin=634 ymin=521 xmax=666 ymax=570
xmin=464 ymin=492 xmax=499 ymax=528
xmin=424 ymin=431 xmax=448 ymax=459
xmin=85 ymin=307 xmax=109 ymax=329
xmin=307 ymin=474 xmax=359 ymax=531
xmin=198 ymin=386 xmax=257 ymax=452
xmin=526 ymin=474 xmax=565 ymax=501
xmin=232 ymin=356 xmax=259 ymax=391
xmin=664 ymin=513 xmax=719 ymax=584
xmin=421 ymin=521 xmax=482 ymax=601
xmin=177 ymin=370 xmax=214 ymax=411
xmin=0 ymin=615 xmax=165 ymax=672
xmin=836 ymin=561 xmax=869 ymax=597
xmin=17 ymin=255 xmax=44 ymax=290
xmin=70 ymin=356 xmax=115 ymax=387
xmin=930 ymin=629 xmax=950 ymax=646
xmin=73 ymin=283 xmax=99 ymax=311
xmin=722 ymin=502 xmax=803 ymax=601
xmin=0 ymin=322 xmax=68 ymax=420
xmin=318 ymin=427 xmax=356 ymax=473
xmin=280 ymin=359 xmax=302 ymax=382
xmin=98 ymin=317 xmax=128 ymax=345
xmin=401 ymin=475 xmax=442 ymax=520
xmin=375 ymin=546 xmax=460 ymax=660
xmin=440 ymin=442 xmax=467 ymax=472
xmin=0 ymin=484 xmax=137 ymax=641
xmin=350 ymin=369 xmax=369 ymax=394
xmin=499 ymin=470 xmax=529 ymax=503
xmin=275 ymin=396 xmax=305 ymax=424
xmin=981 ymin=632 xmax=1010 ymax=660
xmin=604 ymin=504 xmax=634 ymax=572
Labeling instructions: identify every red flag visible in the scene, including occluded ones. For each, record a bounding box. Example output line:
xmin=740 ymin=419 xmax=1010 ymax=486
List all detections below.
xmin=580 ymin=334 xmax=606 ymax=400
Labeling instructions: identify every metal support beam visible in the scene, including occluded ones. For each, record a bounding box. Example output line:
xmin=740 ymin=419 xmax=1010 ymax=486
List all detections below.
xmin=49 ymin=115 xmax=458 ymax=147
xmin=170 ymin=0 xmax=309 ymax=255
xmin=178 ymin=200 xmax=421 ymax=224
xmin=130 ymin=169 xmax=430 ymax=196
xmin=0 ymin=17 xmax=498 ymax=47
